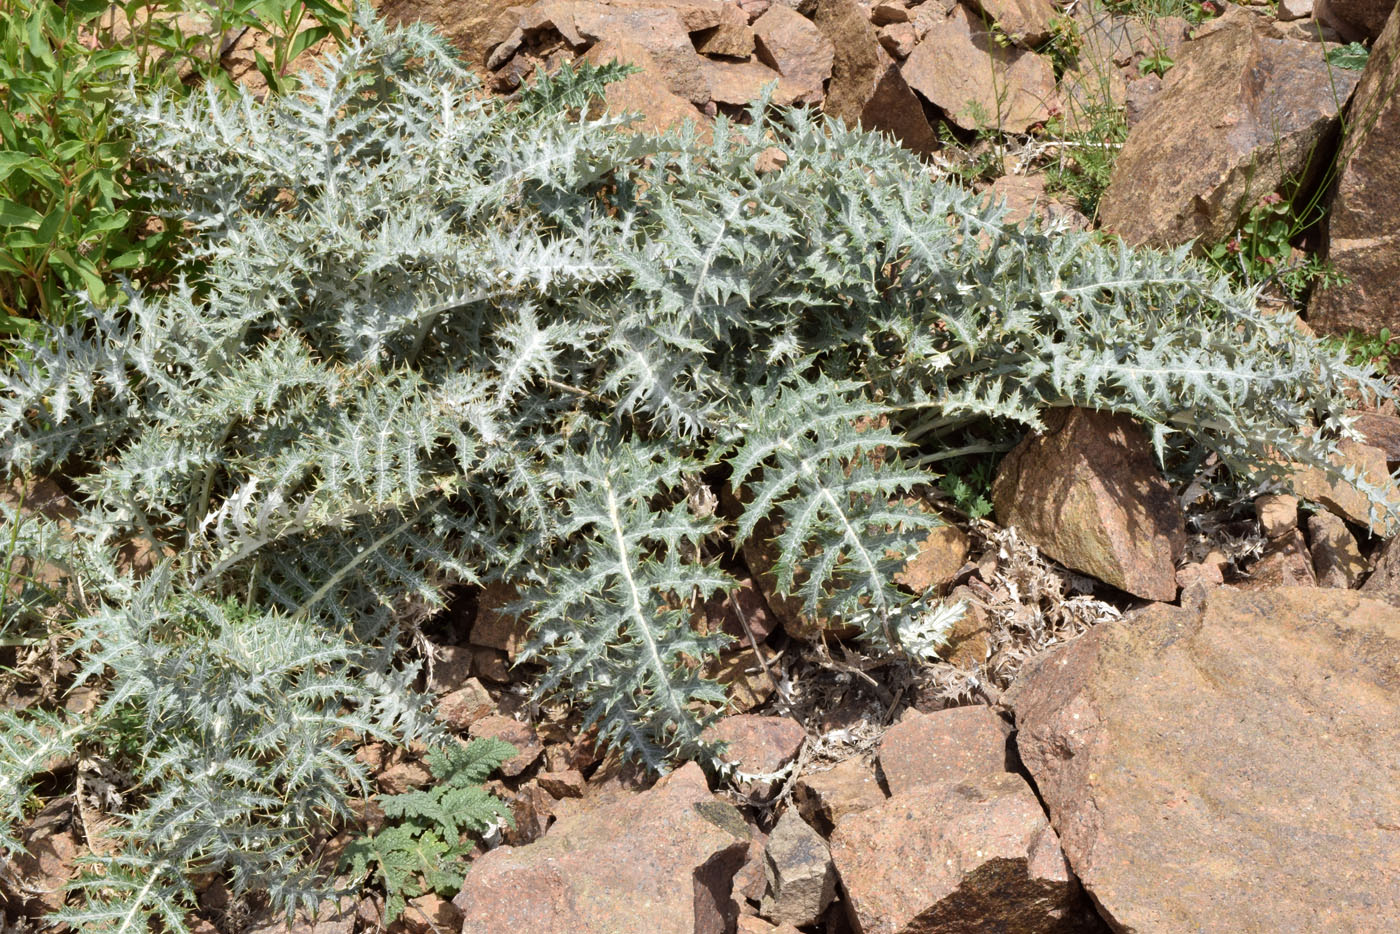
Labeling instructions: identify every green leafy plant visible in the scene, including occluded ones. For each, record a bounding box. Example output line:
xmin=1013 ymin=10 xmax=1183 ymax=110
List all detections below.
xmin=937 ymin=456 xmax=997 ymax=520
xmin=1137 ymin=51 xmax=1174 ymax=76
xmin=0 ymin=0 xmax=351 ymax=340
xmin=342 ymin=739 xmax=514 ymax=923
xmin=2 ymin=8 xmax=1397 ymax=927
xmin=1322 ymin=328 xmax=1400 ymax=375
xmin=1326 ymin=41 xmax=1370 ymax=71
xmin=1206 ymin=190 xmax=1348 ymax=303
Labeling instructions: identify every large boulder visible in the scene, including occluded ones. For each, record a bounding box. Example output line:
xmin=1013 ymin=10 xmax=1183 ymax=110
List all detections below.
xmin=1308 ymin=5 xmax=1400 ymax=333
xmin=814 ymin=0 xmax=941 ymax=155
xmin=876 ymin=706 xmax=1013 ymax=797
xmin=1315 ymin=0 xmax=1396 ymax=40
xmin=1007 ymin=587 xmax=1400 ymax=932
xmin=1098 ymin=9 xmax=1361 ymax=248
xmin=829 ymin=772 xmax=1091 ymax=934
xmin=901 ymin=4 xmax=1058 ymax=133
xmin=452 ymin=763 xmax=750 ymax=933
xmin=990 ymin=408 xmax=1187 ymax=602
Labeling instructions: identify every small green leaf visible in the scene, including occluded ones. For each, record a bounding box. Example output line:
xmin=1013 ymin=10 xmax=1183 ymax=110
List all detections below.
xmin=1326 ymin=42 xmax=1369 ymax=70
xmin=0 ymin=198 xmax=42 ymax=228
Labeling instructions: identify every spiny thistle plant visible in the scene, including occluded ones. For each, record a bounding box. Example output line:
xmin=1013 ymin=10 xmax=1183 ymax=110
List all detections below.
xmin=1 ymin=6 xmax=1395 ymax=928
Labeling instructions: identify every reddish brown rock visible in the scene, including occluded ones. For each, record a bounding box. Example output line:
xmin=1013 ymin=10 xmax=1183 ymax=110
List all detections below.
xmin=373 ymin=0 xmax=511 ymax=67
xmin=705 ymin=715 xmax=805 ymax=797
xmin=793 ymin=757 xmax=888 ymax=834
xmin=815 ymin=0 xmax=940 ymax=154
xmin=902 ymin=5 xmax=1058 ymax=133
xmin=378 ymin=759 xmax=432 ymax=794
xmin=400 ymin=893 xmax=462 ymax=934
xmin=581 ymin=38 xmax=709 ymax=135
xmin=436 ymin=678 xmax=494 ymax=731
xmin=1353 ymin=411 xmax=1400 ymax=467
xmin=706 ymin=646 xmax=780 ymax=712
xmin=537 ymin=768 xmax=587 ymax=799
xmin=471 ymin=580 xmax=530 ymax=659
xmin=1287 ymin=439 xmax=1400 ymax=534
xmin=830 ymin=773 xmax=1086 ymax=934
xmin=1307 ymin=510 xmax=1366 ymax=587
xmin=570 ymin=2 xmax=714 ymax=104
xmin=1362 ymin=531 xmax=1400 ymax=593
xmin=7 ymin=802 xmax=78 ymax=916
xmin=1315 ymin=0 xmax=1393 ymax=39
xmin=425 ymin=644 xmax=474 ymax=694
xmin=1254 ymin=493 xmax=1299 ymax=538
xmin=968 ymin=0 xmax=1060 ymax=45
xmin=1309 ymin=7 xmax=1400 ymax=332
xmin=695 ymin=576 xmax=779 ymax=641
xmin=939 ymin=584 xmax=994 ymax=670
xmin=894 ymin=524 xmax=971 ymax=596
xmin=733 ymin=827 xmax=771 ymax=905
xmin=753 ymin=5 xmax=836 ymax=102
xmin=876 ymin=21 xmax=917 ymax=57
xmin=1007 ymin=587 xmax=1400 ymax=932
xmin=760 ymin=809 xmax=838 ymax=926
xmin=876 ymin=705 xmax=1013 ymax=797
xmin=737 ymin=917 xmax=803 ymax=934
xmin=453 ymin=763 xmax=750 ymax=934
xmin=991 ymin=408 xmax=1187 ymax=601
xmin=469 ymin=645 xmax=512 ymax=683
xmin=1099 ymin=9 xmax=1361 ymax=248
xmin=871 ymin=0 xmax=910 ymax=25
xmin=469 ymin=715 xmax=543 ymax=777
xmin=983 ymin=173 xmax=1091 ymax=229
xmin=1239 ymin=527 xmax=1317 ymax=588
xmin=1175 ymin=560 xmax=1224 ymax=611
xmin=695 ymin=21 xmax=758 ymax=57
xmin=496 ymin=780 xmax=556 ymax=845
xmin=700 ymin=57 xmax=804 ymax=106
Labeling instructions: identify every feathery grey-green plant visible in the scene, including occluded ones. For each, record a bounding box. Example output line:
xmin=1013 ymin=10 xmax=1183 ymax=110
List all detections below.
xmin=2 ymin=6 xmax=1396 ymax=927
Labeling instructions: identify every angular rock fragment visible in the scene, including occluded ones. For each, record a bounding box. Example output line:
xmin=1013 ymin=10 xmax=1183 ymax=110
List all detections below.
xmin=705 ymin=714 xmax=805 ymax=797
xmin=1007 ymin=587 xmax=1400 ymax=932
xmin=1309 ymin=7 xmax=1400 ymax=332
xmin=968 ymin=0 xmax=1060 ymax=45
xmin=816 ymin=0 xmax=940 ymax=154
xmin=1239 ymin=527 xmax=1317 ymax=588
xmin=793 ymin=757 xmax=888 ymax=834
xmin=1306 ymin=509 xmax=1365 ymax=587
xmin=454 ymin=763 xmax=750 ymax=934
xmin=695 ymin=21 xmax=758 ymax=57
xmin=830 ymin=773 xmax=1088 ymax=934
xmin=760 ymin=810 xmax=837 ymax=926
xmin=1287 ymin=438 xmax=1400 ymax=534
xmin=991 ymin=407 xmax=1187 ymax=601
xmin=1099 ymin=9 xmax=1361 ymax=247
xmin=876 ymin=706 xmax=1013 ymax=797
xmin=902 ymin=5 xmax=1058 ymax=133
xmin=753 ymin=4 xmax=836 ymax=102
xmin=581 ymin=38 xmax=709 ymax=135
